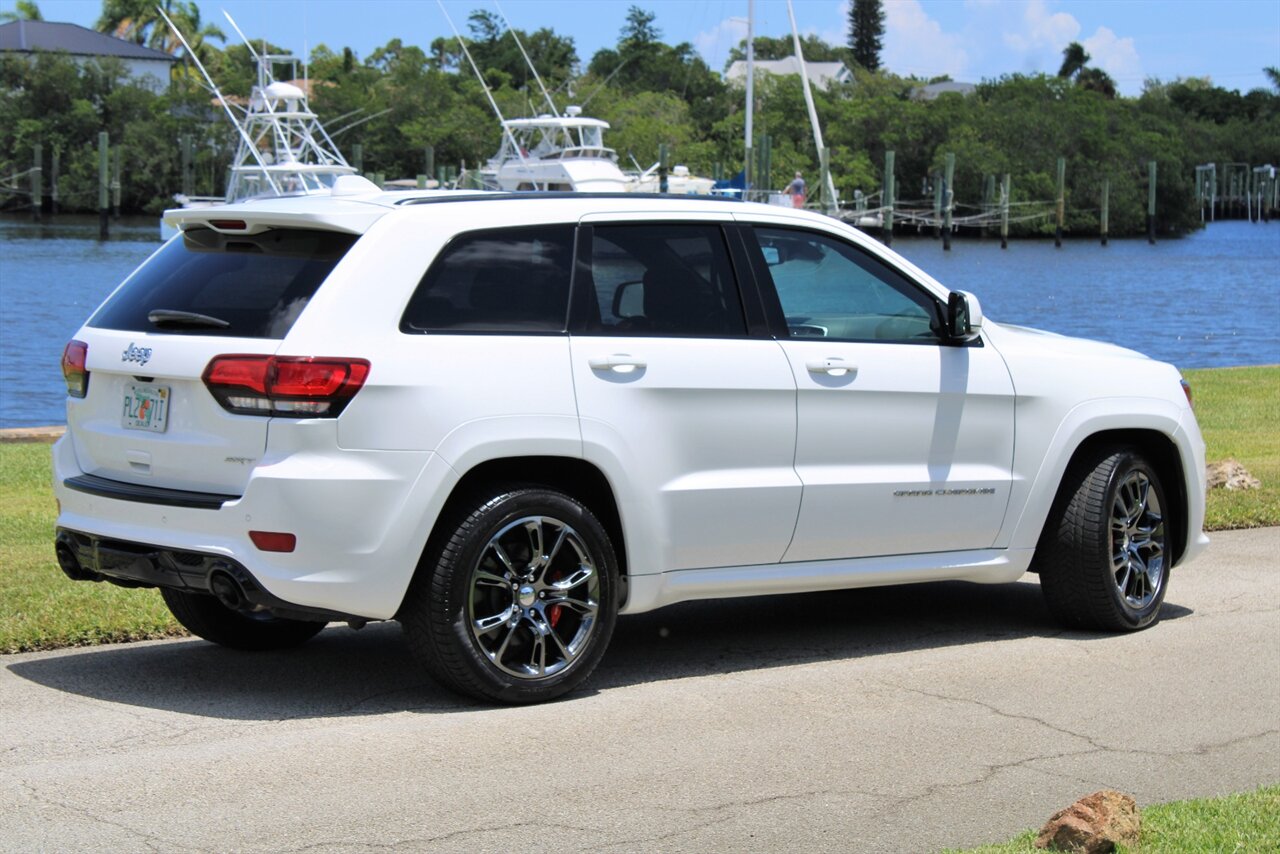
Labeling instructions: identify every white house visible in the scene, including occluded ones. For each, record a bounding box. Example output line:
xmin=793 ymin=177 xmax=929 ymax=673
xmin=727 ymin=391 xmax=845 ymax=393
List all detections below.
xmin=724 ymin=56 xmax=852 ymax=90
xmin=0 ymin=20 xmax=176 ymax=91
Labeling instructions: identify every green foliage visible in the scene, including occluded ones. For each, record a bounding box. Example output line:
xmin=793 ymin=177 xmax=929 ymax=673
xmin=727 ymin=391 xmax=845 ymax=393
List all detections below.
xmin=0 ymin=442 xmax=182 ymax=653
xmin=2 ymin=7 xmax=1277 ymax=232
xmin=727 ymin=35 xmax=852 ymax=66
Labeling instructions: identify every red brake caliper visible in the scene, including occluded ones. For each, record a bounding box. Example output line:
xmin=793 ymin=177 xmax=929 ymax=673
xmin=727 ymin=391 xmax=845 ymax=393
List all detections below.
xmin=545 ymin=568 xmax=563 ymax=628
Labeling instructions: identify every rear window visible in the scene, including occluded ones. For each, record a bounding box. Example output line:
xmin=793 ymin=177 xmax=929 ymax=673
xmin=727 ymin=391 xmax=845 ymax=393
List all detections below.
xmin=89 ymin=228 xmax=357 ymax=339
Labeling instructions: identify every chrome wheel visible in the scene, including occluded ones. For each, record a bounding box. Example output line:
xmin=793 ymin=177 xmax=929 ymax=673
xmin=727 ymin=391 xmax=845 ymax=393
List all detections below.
xmin=467 ymin=515 xmax=600 ymax=680
xmin=1110 ymin=469 xmax=1165 ymax=609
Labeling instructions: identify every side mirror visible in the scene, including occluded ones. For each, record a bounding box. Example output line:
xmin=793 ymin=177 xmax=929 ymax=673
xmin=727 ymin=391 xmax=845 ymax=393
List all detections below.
xmin=761 ymin=246 xmax=782 ymax=266
xmin=946 ymin=291 xmax=983 ymax=343
xmin=612 ymin=280 xmax=645 ymax=319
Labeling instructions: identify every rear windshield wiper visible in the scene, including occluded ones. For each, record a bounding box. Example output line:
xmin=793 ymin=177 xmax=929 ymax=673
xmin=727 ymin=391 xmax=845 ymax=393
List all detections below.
xmin=147 ymin=309 xmax=231 ymax=329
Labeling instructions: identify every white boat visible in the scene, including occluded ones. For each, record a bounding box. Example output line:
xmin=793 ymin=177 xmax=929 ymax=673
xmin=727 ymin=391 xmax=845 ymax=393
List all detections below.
xmin=476 ymin=108 xmax=715 ymax=195
xmin=159 ymin=10 xmax=356 ymax=236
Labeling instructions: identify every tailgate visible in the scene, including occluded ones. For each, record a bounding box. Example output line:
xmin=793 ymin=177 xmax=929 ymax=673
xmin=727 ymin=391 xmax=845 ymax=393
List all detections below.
xmin=67 ymin=329 xmax=275 ymax=495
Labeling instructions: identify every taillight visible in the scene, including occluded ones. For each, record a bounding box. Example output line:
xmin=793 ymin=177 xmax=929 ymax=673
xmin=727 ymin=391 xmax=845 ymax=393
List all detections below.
xmin=1180 ymin=378 xmax=1194 ymax=410
xmin=61 ymin=340 xmax=89 ymax=398
xmin=203 ymin=356 xmax=370 ymax=417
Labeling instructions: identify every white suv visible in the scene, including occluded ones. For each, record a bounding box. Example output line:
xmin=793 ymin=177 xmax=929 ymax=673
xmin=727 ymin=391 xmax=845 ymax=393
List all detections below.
xmin=53 ymin=182 xmax=1209 ymax=703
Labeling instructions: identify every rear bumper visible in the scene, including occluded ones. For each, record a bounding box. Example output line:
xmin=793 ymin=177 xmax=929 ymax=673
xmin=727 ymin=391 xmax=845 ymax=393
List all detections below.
xmin=51 ymin=425 xmax=458 ymax=620
xmin=54 ymin=528 xmax=362 ymax=623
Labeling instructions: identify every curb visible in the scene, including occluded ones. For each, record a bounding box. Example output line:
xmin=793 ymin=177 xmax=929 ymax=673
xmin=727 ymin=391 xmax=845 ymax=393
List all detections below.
xmin=0 ymin=426 xmax=66 ymax=444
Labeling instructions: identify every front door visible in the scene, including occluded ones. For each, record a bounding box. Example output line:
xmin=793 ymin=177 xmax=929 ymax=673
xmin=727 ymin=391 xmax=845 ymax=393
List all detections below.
xmin=745 ymin=222 xmax=1015 ymax=563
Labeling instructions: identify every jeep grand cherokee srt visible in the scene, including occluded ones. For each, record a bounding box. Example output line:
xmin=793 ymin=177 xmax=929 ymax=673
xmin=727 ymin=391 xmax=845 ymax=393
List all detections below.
xmin=52 ymin=180 xmax=1208 ymax=703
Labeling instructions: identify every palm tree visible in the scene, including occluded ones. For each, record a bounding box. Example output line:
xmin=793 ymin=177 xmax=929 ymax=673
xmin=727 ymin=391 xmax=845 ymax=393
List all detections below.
xmin=1057 ymin=42 xmax=1090 ymax=79
xmin=97 ymin=0 xmax=223 ymax=64
xmin=1266 ymin=66 xmax=1280 ymax=93
xmin=0 ymin=0 xmax=43 ymax=22
xmin=96 ymin=0 xmax=171 ymax=46
xmin=157 ymin=1 xmax=225 ymax=65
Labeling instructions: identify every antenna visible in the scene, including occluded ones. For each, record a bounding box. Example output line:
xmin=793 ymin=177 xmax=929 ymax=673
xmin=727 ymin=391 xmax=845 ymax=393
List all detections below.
xmin=222 ymin=10 xmax=259 ymax=61
xmin=435 ymin=0 xmax=531 ymax=172
xmin=493 ymin=0 xmax=559 ymax=116
xmin=157 ymin=6 xmax=281 ymax=195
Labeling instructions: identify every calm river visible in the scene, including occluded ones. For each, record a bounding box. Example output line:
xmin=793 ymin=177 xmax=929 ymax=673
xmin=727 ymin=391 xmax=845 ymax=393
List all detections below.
xmin=1 ymin=214 xmax=1277 ymax=429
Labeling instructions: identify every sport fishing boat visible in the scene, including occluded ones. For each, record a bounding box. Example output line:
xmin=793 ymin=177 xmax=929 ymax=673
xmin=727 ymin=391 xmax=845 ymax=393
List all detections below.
xmin=159 ymin=10 xmax=356 ymax=236
xmin=475 ymin=107 xmax=716 ymax=195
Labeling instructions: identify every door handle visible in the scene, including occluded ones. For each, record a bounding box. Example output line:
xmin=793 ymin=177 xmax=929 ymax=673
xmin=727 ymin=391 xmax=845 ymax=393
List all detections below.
xmin=589 ymin=354 xmax=647 ymax=373
xmin=806 ymin=358 xmax=857 ymax=377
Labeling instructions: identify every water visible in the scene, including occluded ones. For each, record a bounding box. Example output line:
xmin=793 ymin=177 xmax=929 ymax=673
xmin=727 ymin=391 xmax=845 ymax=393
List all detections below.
xmin=2 ymin=215 xmax=1278 ymax=429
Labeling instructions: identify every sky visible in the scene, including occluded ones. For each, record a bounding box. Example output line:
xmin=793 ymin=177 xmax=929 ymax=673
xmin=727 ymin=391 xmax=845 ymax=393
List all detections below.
xmin=10 ymin=0 xmax=1280 ymax=96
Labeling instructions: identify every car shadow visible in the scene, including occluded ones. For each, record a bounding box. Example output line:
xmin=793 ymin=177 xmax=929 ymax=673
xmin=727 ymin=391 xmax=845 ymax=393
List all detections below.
xmin=6 ymin=580 xmax=1192 ymax=721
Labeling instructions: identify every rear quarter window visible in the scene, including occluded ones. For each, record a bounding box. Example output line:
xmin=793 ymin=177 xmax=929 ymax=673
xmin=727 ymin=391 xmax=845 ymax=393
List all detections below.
xmin=400 ymin=225 xmax=575 ymax=334
xmin=89 ymin=228 xmax=357 ymax=339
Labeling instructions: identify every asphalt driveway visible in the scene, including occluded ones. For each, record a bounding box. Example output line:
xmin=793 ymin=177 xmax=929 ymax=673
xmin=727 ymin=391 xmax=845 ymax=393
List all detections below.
xmin=2 ymin=528 xmax=1277 ymax=852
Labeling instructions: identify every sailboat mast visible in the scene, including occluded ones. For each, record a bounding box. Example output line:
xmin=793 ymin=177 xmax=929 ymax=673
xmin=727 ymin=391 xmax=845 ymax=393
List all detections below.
xmin=785 ymin=0 xmax=837 ymax=213
xmin=745 ymin=0 xmax=754 ymax=197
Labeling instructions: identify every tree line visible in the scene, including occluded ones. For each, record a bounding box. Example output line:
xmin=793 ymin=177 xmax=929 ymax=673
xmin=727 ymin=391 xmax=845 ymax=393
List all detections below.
xmin=2 ymin=1 xmax=1278 ymax=237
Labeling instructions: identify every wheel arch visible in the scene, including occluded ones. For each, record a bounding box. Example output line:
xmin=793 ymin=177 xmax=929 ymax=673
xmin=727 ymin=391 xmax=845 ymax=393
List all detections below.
xmin=399 ymin=455 xmax=628 ymax=614
xmin=1033 ymin=428 xmax=1189 ymax=569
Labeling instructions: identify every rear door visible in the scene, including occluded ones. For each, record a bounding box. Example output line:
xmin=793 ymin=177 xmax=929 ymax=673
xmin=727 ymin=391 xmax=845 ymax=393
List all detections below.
xmin=67 ymin=226 xmax=356 ymax=495
xmin=568 ymin=217 xmax=800 ymax=572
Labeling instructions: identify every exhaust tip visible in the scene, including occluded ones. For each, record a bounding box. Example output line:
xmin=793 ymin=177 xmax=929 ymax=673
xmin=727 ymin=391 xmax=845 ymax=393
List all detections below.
xmin=208 ymin=570 xmax=246 ymax=610
xmin=55 ymin=542 xmax=100 ymax=582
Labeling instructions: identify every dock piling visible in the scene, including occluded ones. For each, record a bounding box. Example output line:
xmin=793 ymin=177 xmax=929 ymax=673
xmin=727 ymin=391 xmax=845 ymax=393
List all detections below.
xmin=883 ymin=150 xmax=895 ymax=247
xmin=111 ymin=145 xmax=121 ymax=219
xmin=50 ymin=147 xmax=59 ymax=216
xmin=181 ymin=134 xmax=194 ymax=198
xmin=97 ymin=132 xmax=109 ymax=240
xmin=942 ymin=152 xmax=954 ymax=251
xmin=1147 ymin=160 xmax=1157 ymax=244
xmin=1100 ymin=177 xmax=1110 ymax=246
xmin=31 ymin=143 xmax=42 ymax=221
xmin=1000 ymin=173 xmax=1009 ymax=250
xmin=1055 ymin=157 xmax=1065 ymax=247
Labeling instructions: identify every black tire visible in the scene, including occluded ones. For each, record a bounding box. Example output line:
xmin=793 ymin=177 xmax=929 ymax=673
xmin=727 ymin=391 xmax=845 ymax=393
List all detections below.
xmin=160 ymin=588 xmax=327 ymax=651
xmin=1037 ymin=448 xmax=1172 ymax=632
xmin=400 ymin=486 xmax=619 ymax=704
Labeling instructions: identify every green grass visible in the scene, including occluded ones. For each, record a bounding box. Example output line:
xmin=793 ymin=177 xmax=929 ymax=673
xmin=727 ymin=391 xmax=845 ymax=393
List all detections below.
xmin=0 ymin=442 xmax=182 ymax=653
xmin=947 ymin=784 xmax=1280 ymax=852
xmin=1185 ymin=365 xmax=1280 ymax=530
xmin=1 ymin=365 xmax=1276 ymax=653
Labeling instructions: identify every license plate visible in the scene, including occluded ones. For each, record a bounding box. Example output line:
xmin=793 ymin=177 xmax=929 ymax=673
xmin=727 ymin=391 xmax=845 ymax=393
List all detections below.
xmin=122 ymin=383 xmax=170 ymax=433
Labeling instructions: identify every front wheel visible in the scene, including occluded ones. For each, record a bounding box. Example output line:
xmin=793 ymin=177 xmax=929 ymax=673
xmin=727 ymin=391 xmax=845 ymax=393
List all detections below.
xmin=160 ymin=588 xmax=328 ymax=650
xmin=1038 ymin=449 xmax=1171 ymax=631
xmin=401 ymin=487 xmax=619 ymax=704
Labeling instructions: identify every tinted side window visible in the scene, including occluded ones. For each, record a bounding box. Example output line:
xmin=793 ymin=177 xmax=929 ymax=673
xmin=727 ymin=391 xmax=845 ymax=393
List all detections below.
xmin=89 ymin=228 xmax=356 ymax=339
xmin=582 ymin=224 xmax=746 ymax=337
xmin=753 ymin=227 xmax=941 ymax=342
xmin=401 ymin=225 xmax=574 ymax=333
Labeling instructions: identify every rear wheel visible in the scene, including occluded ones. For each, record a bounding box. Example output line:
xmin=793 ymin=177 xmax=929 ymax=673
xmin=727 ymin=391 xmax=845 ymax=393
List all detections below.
xmin=160 ymin=588 xmax=327 ymax=650
xmin=401 ymin=487 xmax=618 ymax=704
xmin=1038 ymin=448 xmax=1171 ymax=631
